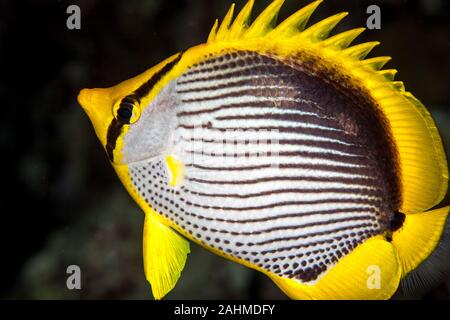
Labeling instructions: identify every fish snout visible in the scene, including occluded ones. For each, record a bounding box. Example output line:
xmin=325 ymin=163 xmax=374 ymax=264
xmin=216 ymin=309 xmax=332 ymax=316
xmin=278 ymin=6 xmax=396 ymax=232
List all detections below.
xmin=77 ymin=87 xmax=113 ymax=147
xmin=78 ymin=88 xmax=95 ymax=117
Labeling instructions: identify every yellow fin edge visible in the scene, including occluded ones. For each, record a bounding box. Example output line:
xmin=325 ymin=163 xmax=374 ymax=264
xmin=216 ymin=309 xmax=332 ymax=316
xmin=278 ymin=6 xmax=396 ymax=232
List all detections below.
xmin=393 ymin=206 xmax=450 ymax=276
xmin=270 ymin=236 xmax=401 ymax=300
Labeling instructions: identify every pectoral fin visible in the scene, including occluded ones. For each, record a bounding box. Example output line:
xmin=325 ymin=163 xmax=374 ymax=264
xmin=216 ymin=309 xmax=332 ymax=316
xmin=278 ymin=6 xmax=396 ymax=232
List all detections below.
xmin=165 ymin=155 xmax=185 ymax=187
xmin=143 ymin=212 xmax=190 ymax=299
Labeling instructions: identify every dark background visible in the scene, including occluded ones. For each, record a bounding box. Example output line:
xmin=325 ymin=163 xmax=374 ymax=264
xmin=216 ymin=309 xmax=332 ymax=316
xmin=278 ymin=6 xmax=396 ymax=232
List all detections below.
xmin=0 ymin=0 xmax=449 ymax=299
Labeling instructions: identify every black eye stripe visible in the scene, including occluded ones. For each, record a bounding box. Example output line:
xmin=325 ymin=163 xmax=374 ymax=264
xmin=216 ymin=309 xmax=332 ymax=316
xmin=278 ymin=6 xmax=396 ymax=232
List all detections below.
xmin=117 ymin=107 xmax=133 ymax=121
xmin=105 ymin=52 xmax=184 ymax=162
xmin=115 ymin=94 xmax=141 ymax=123
xmin=115 ymin=101 xmax=135 ymax=124
xmin=120 ymin=102 xmax=134 ymax=109
xmin=133 ymin=52 xmax=184 ymax=100
xmin=122 ymin=94 xmax=140 ymax=105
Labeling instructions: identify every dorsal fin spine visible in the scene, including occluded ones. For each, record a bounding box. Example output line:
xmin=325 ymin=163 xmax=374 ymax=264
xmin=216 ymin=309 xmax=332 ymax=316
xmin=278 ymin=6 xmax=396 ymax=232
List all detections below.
xmin=208 ymin=0 xmax=405 ymax=92
xmin=360 ymin=56 xmax=392 ymax=71
xmin=228 ymin=0 xmax=255 ymax=39
xmin=207 ymin=19 xmax=219 ymax=43
xmin=244 ymin=0 xmax=285 ymax=39
xmin=206 ymin=2 xmax=402 ymax=96
xmin=205 ymin=2 xmax=400 ymax=98
xmin=215 ymin=3 xmax=235 ymax=41
xmin=392 ymin=81 xmax=406 ymax=92
xmin=379 ymin=69 xmax=398 ymax=81
xmin=343 ymin=41 xmax=380 ymax=60
xmin=268 ymin=0 xmax=323 ymax=38
xmin=298 ymin=12 xmax=348 ymax=42
xmin=322 ymin=28 xmax=365 ymax=49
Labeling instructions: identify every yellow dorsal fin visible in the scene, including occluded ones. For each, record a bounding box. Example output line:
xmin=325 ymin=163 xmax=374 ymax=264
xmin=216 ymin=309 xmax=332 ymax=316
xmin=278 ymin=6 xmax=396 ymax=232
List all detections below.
xmin=244 ymin=0 xmax=285 ymax=39
xmin=321 ymin=27 xmax=365 ymax=49
xmin=392 ymin=81 xmax=405 ymax=91
xmin=343 ymin=41 xmax=380 ymax=60
xmin=360 ymin=56 xmax=391 ymax=71
xmin=228 ymin=0 xmax=255 ymax=39
xmin=379 ymin=69 xmax=397 ymax=81
xmin=207 ymin=19 xmax=219 ymax=43
xmin=215 ymin=3 xmax=235 ymax=41
xmin=297 ymin=12 xmax=348 ymax=42
xmin=269 ymin=0 xmax=322 ymax=38
xmin=143 ymin=213 xmax=190 ymax=299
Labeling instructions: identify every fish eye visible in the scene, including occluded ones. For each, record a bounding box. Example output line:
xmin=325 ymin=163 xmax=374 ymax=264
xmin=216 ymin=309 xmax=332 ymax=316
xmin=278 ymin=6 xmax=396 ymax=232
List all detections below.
xmin=117 ymin=104 xmax=133 ymax=120
xmin=113 ymin=96 xmax=141 ymax=124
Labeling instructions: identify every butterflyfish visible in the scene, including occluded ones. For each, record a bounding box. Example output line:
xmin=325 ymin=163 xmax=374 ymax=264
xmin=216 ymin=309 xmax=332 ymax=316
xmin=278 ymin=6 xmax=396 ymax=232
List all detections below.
xmin=78 ymin=0 xmax=449 ymax=299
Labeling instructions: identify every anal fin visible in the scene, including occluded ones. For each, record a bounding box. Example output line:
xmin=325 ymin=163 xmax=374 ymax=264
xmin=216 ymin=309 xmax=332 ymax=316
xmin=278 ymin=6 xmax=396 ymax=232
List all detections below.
xmin=143 ymin=212 xmax=190 ymax=299
xmin=270 ymin=236 xmax=401 ymax=299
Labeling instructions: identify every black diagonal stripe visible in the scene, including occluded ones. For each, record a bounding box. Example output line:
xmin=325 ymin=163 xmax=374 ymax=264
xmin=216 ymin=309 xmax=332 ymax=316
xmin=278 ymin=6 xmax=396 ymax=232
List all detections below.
xmin=259 ymin=230 xmax=373 ymax=254
xmin=251 ymin=222 xmax=375 ymax=246
xmin=183 ymin=214 xmax=376 ymax=238
xmin=186 ymin=175 xmax=374 ymax=185
xmin=106 ymin=119 xmax=123 ymax=161
xmin=105 ymin=52 xmax=183 ymax=161
xmin=177 ymin=124 xmax=348 ymax=142
xmin=176 ymin=100 xmax=319 ymax=117
xmin=180 ymin=87 xmax=300 ymax=104
xmin=185 ymin=162 xmax=374 ymax=177
xmin=226 ymin=215 xmax=376 ymax=236
xmin=185 ymin=150 xmax=368 ymax=165
xmin=181 ymin=206 xmax=375 ymax=224
xmin=181 ymin=136 xmax=366 ymax=156
xmin=180 ymin=55 xmax=260 ymax=78
xmin=183 ymin=186 xmax=379 ymax=199
xmin=177 ymin=64 xmax=266 ymax=86
xmin=181 ymin=198 xmax=377 ymax=212
xmin=187 ymin=163 xmax=273 ymax=171
xmin=176 ymin=74 xmax=293 ymax=94
xmin=216 ymin=113 xmax=328 ymax=123
xmin=213 ymin=113 xmax=340 ymax=132
xmin=134 ymin=52 xmax=184 ymax=100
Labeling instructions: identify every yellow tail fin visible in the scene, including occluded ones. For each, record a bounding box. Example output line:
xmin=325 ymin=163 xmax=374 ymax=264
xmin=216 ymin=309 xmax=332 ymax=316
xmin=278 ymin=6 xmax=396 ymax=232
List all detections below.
xmin=393 ymin=206 xmax=450 ymax=277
